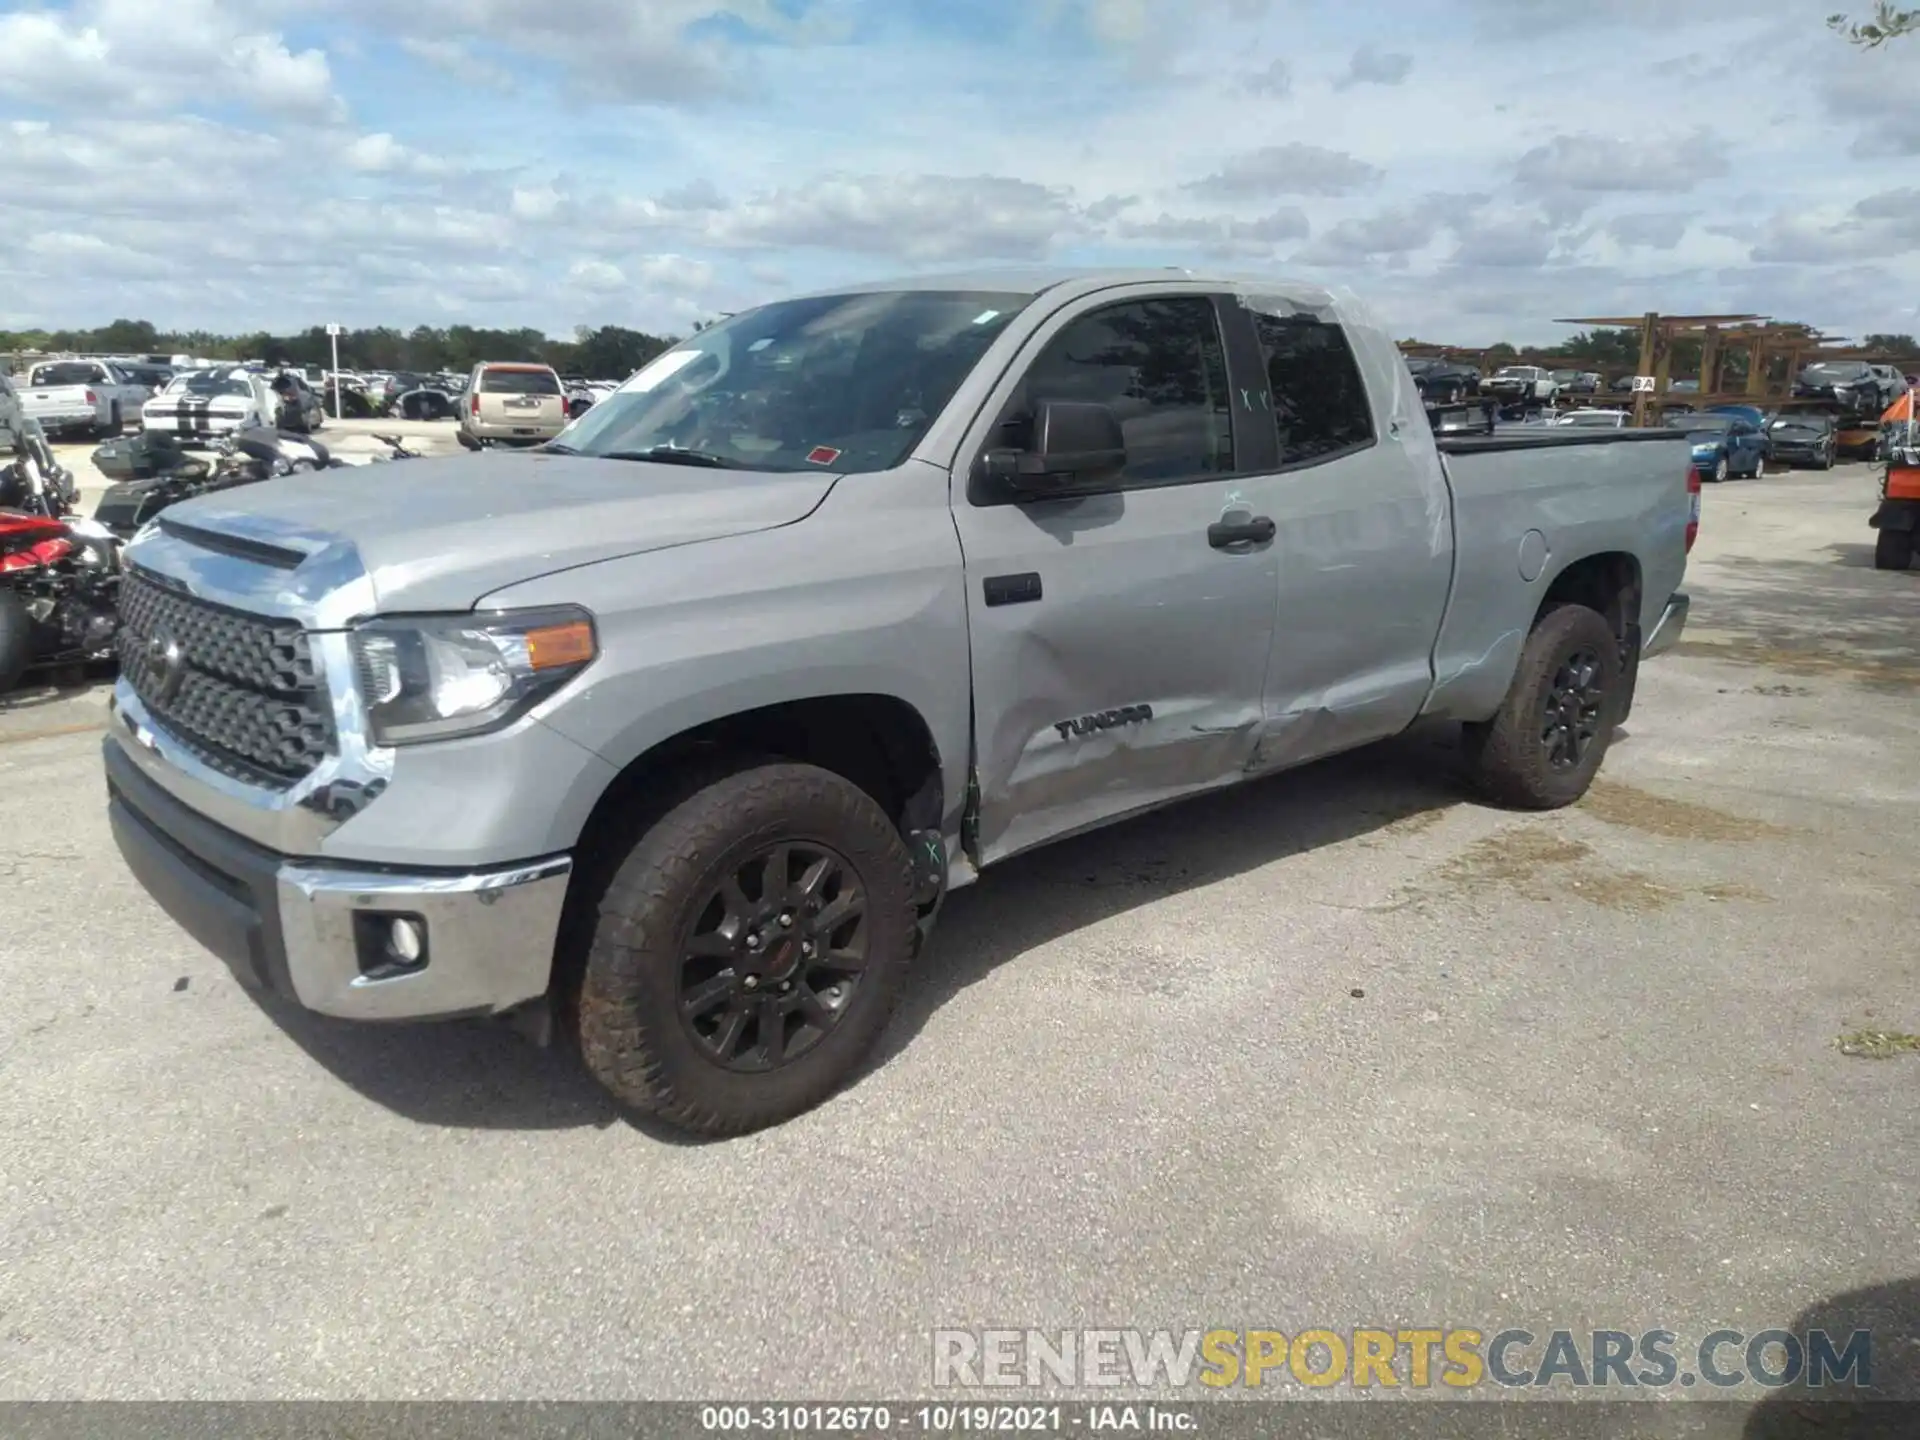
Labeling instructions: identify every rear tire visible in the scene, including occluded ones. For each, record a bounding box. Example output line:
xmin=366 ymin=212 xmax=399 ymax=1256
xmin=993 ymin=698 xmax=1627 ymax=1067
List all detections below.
xmin=1463 ymin=602 xmax=1622 ymax=810
xmin=1820 ymin=444 xmax=1835 ymax=471
xmin=574 ymin=761 xmax=918 ymax=1136
xmin=1874 ymin=527 xmax=1914 ymax=572
xmin=1750 ymin=455 xmax=1766 ymax=479
xmin=0 ymin=589 xmax=33 ymax=694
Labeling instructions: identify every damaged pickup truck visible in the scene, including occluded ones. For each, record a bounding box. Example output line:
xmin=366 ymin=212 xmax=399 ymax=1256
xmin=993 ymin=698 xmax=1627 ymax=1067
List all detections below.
xmin=103 ymin=269 xmax=1697 ymax=1135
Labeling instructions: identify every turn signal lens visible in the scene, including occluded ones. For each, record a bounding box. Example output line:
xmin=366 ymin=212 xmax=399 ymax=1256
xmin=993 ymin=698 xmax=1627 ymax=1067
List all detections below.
xmin=525 ymin=620 xmax=596 ymax=671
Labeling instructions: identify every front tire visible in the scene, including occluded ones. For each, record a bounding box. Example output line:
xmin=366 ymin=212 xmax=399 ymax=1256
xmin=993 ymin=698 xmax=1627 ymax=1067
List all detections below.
xmin=1711 ymin=456 xmax=1729 ymax=483
xmin=1874 ymin=527 xmax=1914 ymax=572
xmin=574 ymin=761 xmax=918 ymax=1136
xmin=1463 ymin=602 xmax=1622 ymax=810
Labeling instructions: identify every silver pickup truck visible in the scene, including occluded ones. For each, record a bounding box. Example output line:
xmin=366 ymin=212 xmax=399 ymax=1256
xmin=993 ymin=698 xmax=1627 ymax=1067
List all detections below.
xmin=103 ymin=268 xmax=1696 ymax=1135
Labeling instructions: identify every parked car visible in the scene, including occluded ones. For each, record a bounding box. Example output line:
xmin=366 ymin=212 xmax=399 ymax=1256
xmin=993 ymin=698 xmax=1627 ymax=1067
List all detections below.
xmin=1765 ymin=412 xmax=1838 ymax=470
xmin=1794 ymin=361 xmax=1908 ymax=416
xmin=456 ymin=361 xmax=567 ymax=447
xmin=102 ymin=267 xmax=1696 ymax=1136
xmin=16 ymin=359 xmax=148 ymax=438
xmin=1667 ymin=411 xmax=1766 ymax=481
xmin=1550 ymin=370 xmax=1602 ymax=395
xmin=276 ymin=372 xmax=327 ymax=430
xmin=140 ymin=367 xmax=278 ymax=444
xmin=1483 ymin=366 xmax=1559 ymax=404
xmin=1404 ymin=356 xmax=1481 ymax=403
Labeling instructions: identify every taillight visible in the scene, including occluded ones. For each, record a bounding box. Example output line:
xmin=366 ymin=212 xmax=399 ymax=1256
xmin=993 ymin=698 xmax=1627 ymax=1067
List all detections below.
xmin=85 ymin=389 xmax=98 ymax=405
xmin=471 ymin=392 xmax=481 ymax=416
xmin=1685 ymin=464 xmax=1701 ymax=553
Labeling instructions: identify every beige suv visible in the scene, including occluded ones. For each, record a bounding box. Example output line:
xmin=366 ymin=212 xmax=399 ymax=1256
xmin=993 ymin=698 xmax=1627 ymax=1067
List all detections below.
xmin=457 ymin=362 xmax=567 ymax=448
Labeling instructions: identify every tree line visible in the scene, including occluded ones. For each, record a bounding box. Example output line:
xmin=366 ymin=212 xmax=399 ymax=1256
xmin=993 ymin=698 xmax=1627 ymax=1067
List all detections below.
xmin=0 ymin=319 xmax=681 ymax=380
xmin=1400 ymin=327 xmax=1920 ymax=378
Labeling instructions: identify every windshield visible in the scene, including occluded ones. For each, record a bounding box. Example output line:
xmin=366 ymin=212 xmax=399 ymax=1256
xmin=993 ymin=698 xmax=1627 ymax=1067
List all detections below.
xmin=30 ymin=362 xmax=105 ymax=386
xmin=1558 ymin=412 xmax=1620 ymax=427
xmin=556 ymin=289 xmax=1031 ymax=473
xmin=172 ymin=372 xmax=253 ymax=399
xmin=1802 ymin=363 xmax=1870 ymax=381
xmin=1668 ymin=415 xmax=1730 ymax=433
xmin=481 ymin=368 xmax=561 ymax=395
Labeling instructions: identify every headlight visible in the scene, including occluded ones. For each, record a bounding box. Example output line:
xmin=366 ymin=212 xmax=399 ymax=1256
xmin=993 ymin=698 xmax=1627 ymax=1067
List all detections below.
xmin=349 ymin=606 xmax=598 ymax=745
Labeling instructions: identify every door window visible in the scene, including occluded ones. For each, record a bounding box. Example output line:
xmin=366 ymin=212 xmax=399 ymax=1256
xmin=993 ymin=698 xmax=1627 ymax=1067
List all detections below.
xmin=1248 ymin=309 xmax=1376 ymax=468
xmin=1003 ymin=297 xmax=1233 ymax=487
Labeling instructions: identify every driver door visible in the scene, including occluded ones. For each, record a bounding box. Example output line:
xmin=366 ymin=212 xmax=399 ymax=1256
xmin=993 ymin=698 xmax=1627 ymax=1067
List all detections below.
xmin=948 ymin=287 xmax=1284 ymax=865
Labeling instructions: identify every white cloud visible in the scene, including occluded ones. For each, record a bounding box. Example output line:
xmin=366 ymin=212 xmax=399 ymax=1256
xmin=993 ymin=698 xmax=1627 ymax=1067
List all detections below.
xmin=0 ymin=0 xmax=342 ymax=121
xmin=704 ymin=174 xmax=1093 ymax=262
xmin=1184 ymin=144 xmax=1383 ymax=201
xmin=2 ymin=0 xmax=1914 ymax=347
xmin=1242 ymin=58 xmax=1292 ymax=95
xmin=1335 ymin=45 xmax=1413 ymax=89
xmin=397 ymin=37 xmax=514 ymax=91
xmin=343 ymin=132 xmax=449 ymax=176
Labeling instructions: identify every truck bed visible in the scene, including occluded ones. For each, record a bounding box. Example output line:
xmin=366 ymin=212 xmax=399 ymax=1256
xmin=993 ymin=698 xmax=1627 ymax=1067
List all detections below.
xmin=1421 ymin=426 xmax=1693 ymax=724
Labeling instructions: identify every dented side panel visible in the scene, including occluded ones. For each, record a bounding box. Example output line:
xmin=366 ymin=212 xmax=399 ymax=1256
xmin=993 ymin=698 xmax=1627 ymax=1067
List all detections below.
xmin=954 ymin=483 xmax=1278 ymax=865
xmin=1237 ymin=289 xmax=1456 ymax=773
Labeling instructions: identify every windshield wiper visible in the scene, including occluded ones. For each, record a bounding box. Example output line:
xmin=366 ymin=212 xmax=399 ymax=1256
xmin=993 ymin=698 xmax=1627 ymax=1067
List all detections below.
xmin=538 ymin=441 xmax=581 ymax=455
xmin=599 ymin=446 xmax=740 ymax=469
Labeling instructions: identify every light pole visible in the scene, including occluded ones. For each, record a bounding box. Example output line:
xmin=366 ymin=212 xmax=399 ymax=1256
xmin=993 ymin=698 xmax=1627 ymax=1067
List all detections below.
xmin=326 ymin=323 xmax=344 ymax=421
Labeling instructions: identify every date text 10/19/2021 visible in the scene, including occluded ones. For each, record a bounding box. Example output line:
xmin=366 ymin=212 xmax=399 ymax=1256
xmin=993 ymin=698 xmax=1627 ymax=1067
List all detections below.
xmin=700 ymin=1406 xmax=1191 ymax=1433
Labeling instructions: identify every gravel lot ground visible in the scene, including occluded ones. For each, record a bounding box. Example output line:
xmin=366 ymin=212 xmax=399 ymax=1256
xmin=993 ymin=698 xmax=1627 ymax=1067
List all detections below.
xmin=1 ymin=453 xmax=1915 ymax=1425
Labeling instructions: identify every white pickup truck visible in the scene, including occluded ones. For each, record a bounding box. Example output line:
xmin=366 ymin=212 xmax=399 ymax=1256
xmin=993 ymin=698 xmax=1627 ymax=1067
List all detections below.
xmin=16 ymin=360 xmax=150 ymax=439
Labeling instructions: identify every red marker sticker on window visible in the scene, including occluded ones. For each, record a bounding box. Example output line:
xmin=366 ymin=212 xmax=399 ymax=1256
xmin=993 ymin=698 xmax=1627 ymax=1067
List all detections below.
xmin=806 ymin=446 xmax=841 ymax=465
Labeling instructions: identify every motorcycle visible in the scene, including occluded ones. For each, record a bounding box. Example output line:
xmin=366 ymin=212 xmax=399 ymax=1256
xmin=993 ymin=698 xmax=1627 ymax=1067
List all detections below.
xmin=1 ymin=432 xmax=120 ymax=694
xmin=90 ymin=426 xmax=337 ymax=546
xmin=0 ymin=417 xmax=81 ymax=519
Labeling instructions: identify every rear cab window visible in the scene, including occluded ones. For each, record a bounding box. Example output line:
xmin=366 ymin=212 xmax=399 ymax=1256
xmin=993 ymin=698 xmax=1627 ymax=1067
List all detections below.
xmin=480 ymin=367 xmax=562 ymax=396
xmin=1243 ymin=302 xmax=1376 ymax=468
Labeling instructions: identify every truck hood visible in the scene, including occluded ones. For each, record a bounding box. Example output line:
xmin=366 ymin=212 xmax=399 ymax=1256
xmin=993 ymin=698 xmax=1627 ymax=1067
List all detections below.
xmin=161 ymin=451 xmax=839 ymax=615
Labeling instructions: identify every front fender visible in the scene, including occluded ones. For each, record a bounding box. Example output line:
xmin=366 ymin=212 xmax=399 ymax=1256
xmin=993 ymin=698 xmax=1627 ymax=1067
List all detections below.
xmin=481 ymin=466 xmax=976 ymax=842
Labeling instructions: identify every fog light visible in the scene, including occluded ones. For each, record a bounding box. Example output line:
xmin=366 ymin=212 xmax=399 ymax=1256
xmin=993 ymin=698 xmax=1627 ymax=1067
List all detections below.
xmin=390 ymin=917 xmax=424 ymax=963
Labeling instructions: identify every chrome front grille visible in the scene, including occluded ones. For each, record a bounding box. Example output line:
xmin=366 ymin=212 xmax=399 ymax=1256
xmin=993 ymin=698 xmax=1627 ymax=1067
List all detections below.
xmin=118 ymin=567 xmax=336 ymax=788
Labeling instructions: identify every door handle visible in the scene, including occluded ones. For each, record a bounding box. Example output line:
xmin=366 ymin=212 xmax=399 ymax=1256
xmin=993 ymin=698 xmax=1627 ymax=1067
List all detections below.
xmin=1208 ymin=515 xmax=1276 ymax=549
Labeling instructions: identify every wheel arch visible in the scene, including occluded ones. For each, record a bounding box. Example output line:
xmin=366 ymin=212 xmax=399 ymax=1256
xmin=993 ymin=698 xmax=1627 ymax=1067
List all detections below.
xmin=1534 ymin=549 xmax=1644 ymax=720
xmin=550 ymin=692 xmax=947 ymax=1006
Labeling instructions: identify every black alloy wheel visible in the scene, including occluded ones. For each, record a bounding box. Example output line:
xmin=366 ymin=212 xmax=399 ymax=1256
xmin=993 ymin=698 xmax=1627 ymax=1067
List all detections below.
xmin=1540 ymin=646 xmax=1605 ymax=772
xmin=678 ymin=840 xmax=869 ymax=1072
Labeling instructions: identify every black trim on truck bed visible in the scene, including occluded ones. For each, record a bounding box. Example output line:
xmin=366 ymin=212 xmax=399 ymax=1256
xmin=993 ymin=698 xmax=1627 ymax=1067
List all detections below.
xmin=1436 ymin=430 xmax=1693 ymax=455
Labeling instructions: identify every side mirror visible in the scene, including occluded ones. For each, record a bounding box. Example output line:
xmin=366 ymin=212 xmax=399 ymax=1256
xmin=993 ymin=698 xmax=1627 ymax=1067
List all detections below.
xmin=980 ymin=399 xmax=1126 ymax=496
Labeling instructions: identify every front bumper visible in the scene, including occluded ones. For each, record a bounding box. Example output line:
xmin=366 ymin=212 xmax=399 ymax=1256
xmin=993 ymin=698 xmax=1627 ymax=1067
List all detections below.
xmin=142 ymin=410 xmax=247 ymax=442
xmin=1642 ymin=592 xmax=1690 ymax=660
xmin=105 ymin=737 xmax=571 ymax=1022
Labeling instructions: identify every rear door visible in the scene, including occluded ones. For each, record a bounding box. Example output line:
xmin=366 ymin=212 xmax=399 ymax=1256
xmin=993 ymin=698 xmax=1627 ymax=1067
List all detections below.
xmin=949 ymin=285 xmax=1286 ymax=864
xmin=1233 ymin=291 xmax=1454 ymax=770
xmin=478 ymin=366 xmax=564 ymax=434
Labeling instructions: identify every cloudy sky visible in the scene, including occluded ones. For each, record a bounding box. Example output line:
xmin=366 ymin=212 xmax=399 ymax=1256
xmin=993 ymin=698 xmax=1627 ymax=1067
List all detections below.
xmin=3 ymin=0 xmax=1918 ymax=345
